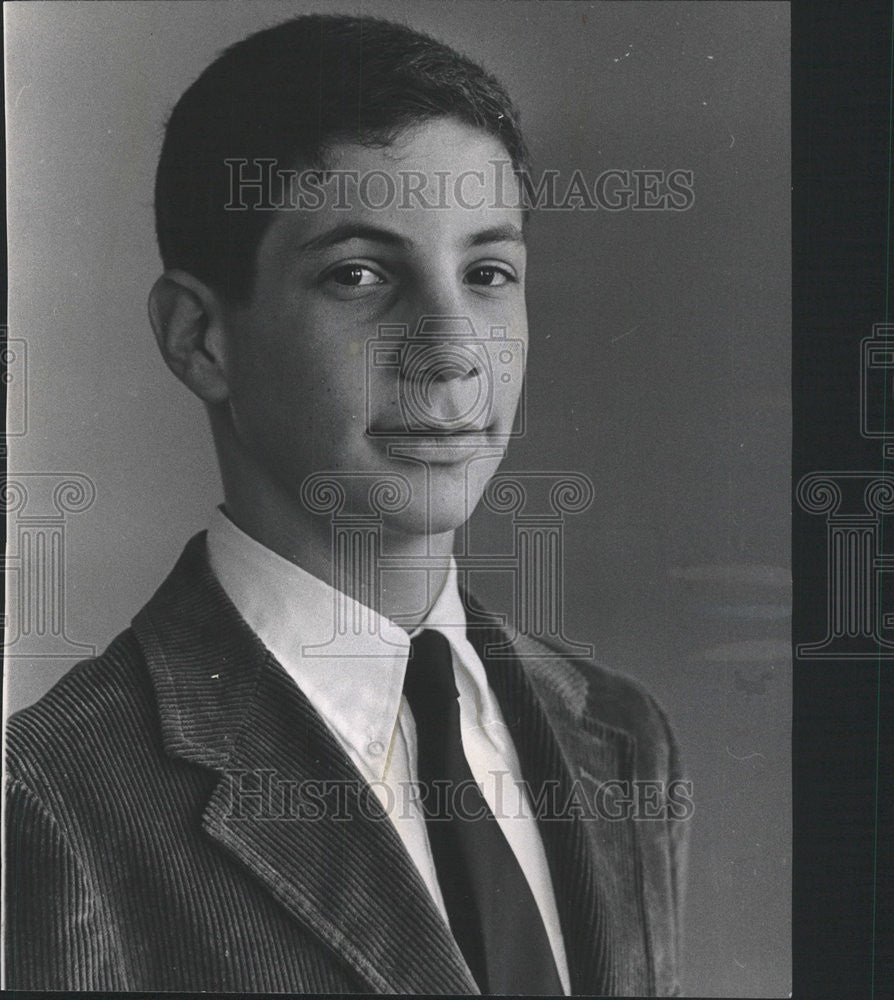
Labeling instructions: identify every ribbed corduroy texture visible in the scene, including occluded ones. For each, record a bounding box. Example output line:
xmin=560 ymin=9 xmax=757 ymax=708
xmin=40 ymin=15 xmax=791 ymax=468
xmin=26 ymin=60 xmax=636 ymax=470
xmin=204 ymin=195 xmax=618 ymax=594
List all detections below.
xmin=5 ymin=533 xmax=687 ymax=994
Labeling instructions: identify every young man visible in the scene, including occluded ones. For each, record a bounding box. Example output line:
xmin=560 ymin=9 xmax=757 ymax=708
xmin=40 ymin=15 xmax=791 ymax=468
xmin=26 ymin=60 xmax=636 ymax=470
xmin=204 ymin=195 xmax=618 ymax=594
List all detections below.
xmin=5 ymin=14 xmax=687 ymax=995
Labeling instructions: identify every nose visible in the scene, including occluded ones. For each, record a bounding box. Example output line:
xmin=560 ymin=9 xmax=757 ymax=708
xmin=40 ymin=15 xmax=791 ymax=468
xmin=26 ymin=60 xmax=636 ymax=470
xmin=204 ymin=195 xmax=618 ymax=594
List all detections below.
xmin=393 ymin=315 xmax=493 ymax=433
xmin=402 ymin=316 xmax=482 ymax=384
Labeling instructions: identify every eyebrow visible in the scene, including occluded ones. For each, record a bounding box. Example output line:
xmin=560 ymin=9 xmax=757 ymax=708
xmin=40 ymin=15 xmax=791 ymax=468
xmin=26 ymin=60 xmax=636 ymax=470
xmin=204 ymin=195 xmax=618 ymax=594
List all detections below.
xmin=296 ymin=221 xmax=526 ymax=255
xmin=465 ymin=224 xmax=526 ymax=248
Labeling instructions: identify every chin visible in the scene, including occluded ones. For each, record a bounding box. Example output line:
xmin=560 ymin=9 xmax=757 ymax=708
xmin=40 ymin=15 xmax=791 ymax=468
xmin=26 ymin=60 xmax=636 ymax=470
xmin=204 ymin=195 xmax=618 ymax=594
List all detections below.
xmin=388 ymin=468 xmax=490 ymax=535
xmin=403 ymin=505 xmax=475 ymax=537
xmin=379 ymin=487 xmax=481 ymax=537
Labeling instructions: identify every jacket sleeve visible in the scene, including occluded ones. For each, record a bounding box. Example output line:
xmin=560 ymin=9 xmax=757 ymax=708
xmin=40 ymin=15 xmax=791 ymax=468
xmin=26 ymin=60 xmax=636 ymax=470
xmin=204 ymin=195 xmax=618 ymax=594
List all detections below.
xmin=5 ymin=777 xmax=126 ymax=990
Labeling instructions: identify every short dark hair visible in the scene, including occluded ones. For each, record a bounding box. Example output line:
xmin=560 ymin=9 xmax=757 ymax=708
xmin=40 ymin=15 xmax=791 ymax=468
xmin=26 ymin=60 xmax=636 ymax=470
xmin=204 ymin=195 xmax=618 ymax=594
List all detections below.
xmin=154 ymin=13 xmax=530 ymax=303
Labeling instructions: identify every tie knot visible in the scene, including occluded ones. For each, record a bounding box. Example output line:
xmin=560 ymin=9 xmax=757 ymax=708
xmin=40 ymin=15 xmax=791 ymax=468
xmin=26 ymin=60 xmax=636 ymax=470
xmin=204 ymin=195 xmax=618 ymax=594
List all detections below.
xmin=403 ymin=629 xmax=458 ymax=724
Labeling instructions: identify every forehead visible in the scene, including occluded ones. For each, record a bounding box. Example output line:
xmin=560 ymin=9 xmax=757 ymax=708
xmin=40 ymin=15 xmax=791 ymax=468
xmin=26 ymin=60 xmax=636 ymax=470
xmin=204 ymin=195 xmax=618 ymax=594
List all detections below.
xmin=330 ymin=117 xmax=509 ymax=179
xmin=259 ymin=118 xmax=525 ymax=261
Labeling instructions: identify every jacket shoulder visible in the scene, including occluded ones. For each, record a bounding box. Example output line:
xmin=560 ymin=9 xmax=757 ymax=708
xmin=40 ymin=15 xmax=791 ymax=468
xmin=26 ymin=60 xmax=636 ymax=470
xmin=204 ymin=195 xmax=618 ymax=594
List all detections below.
xmin=6 ymin=628 xmax=156 ymax=793
xmin=512 ymin=632 xmax=679 ymax=765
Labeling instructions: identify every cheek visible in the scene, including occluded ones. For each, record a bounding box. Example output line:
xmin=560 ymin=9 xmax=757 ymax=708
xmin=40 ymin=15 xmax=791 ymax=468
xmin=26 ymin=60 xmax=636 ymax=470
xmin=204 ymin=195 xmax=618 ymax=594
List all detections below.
xmin=232 ymin=342 xmax=375 ymax=465
xmin=322 ymin=337 xmax=373 ymax=404
xmin=229 ymin=347 xmax=303 ymax=422
xmin=223 ymin=327 xmax=309 ymax=448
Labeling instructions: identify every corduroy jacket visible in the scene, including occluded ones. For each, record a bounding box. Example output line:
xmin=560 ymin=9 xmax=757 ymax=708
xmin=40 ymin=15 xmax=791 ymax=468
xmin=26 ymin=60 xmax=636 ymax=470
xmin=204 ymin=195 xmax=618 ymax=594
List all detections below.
xmin=5 ymin=533 xmax=688 ymax=994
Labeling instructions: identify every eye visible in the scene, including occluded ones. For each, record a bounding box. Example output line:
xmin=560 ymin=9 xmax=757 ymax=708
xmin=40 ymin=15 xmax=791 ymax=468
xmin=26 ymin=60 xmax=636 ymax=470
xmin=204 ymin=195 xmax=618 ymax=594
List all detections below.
xmin=328 ymin=264 xmax=385 ymax=287
xmin=465 ymin=264 xmax=515 ymax=287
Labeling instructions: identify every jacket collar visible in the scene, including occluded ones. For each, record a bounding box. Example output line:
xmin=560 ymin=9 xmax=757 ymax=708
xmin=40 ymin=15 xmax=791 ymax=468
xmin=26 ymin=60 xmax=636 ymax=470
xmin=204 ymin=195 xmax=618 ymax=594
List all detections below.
xmin=133 ymin=533 xmax=477 ymax=994
xmin=133 ymin=533 xmax=649 ymax=994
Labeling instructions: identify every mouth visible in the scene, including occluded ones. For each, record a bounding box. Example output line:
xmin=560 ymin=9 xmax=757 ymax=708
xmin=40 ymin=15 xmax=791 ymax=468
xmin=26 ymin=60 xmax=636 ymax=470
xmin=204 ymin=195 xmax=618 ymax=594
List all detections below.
xmin=368 ymin=426 xmax=499 ymax=464
xmin=368 ymin=412 xmax=495 ymax=435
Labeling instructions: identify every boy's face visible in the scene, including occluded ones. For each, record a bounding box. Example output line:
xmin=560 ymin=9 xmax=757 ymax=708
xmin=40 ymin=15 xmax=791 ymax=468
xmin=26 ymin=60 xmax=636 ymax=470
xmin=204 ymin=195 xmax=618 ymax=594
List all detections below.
xmin=220 ymin=117 xmax=527 ymax=536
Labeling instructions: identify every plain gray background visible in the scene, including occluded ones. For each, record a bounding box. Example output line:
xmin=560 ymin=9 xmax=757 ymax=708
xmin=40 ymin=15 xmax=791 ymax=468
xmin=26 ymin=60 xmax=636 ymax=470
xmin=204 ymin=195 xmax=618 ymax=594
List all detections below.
xmin=4 ymin=1 xmax=790 ymax=995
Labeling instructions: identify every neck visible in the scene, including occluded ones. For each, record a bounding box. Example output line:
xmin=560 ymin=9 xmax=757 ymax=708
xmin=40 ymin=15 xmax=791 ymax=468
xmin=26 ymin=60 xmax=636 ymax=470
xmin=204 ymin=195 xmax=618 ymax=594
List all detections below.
xmin=219 ymin=470 xmax=455 ymax=631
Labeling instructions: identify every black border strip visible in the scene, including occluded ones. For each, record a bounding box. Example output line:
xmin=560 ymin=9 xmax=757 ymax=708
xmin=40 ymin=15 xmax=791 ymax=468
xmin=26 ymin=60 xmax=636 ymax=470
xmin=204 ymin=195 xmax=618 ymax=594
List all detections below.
xmin=793 ymin=2 xmax=893 ymax=998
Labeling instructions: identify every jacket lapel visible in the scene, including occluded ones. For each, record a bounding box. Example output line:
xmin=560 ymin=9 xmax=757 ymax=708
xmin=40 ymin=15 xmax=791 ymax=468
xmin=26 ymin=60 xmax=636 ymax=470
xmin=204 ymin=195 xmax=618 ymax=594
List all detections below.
xmin=132 ymin=534 xmax=478 ymax=995
xmin=464 ymin=602 xmax=653 ymax=996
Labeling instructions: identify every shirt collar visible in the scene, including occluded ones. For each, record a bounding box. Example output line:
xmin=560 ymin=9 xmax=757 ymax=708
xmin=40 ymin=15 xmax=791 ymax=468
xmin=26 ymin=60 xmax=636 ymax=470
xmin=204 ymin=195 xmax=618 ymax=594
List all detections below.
xmin=206 ymin=507 xmax=413 ymax=782
xmin=205 ymin=508 xmax=483 ymax=781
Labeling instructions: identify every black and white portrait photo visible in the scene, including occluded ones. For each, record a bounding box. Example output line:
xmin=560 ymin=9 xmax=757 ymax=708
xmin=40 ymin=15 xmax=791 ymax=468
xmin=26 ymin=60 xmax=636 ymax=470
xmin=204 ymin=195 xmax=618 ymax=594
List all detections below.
xmin=2 ymin=2 xmax=800 ymax=995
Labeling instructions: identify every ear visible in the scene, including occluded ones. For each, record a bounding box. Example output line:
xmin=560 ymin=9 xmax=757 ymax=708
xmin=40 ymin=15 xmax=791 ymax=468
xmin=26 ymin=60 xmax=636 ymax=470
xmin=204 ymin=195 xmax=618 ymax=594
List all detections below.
xmin=148 ymin=270 xmax=231 ymax=404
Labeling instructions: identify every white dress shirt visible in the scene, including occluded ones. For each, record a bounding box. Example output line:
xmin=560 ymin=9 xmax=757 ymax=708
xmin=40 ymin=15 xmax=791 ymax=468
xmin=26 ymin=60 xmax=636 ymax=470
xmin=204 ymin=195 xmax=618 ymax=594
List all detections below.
xmin=206 ymin=508 xmax=570 ymax=993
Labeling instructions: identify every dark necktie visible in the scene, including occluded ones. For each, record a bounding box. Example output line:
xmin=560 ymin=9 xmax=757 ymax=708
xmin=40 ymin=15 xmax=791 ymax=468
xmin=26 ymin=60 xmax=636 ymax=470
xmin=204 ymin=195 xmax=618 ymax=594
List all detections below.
xmin=403 ymin=628 xmax=564 ymax=995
